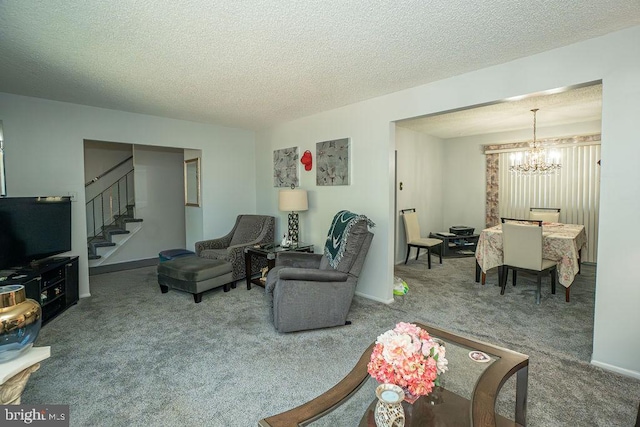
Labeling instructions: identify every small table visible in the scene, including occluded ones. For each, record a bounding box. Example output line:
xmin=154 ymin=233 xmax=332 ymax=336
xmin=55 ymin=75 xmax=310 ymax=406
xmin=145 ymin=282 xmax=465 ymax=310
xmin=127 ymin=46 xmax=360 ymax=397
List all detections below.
xmin=244 ymin=243 xmax=314 ymax=290
xmin=258 ymin=322 xmax=528 ymax=426
xmin=429 ymin=233 xmax=480 ymax=258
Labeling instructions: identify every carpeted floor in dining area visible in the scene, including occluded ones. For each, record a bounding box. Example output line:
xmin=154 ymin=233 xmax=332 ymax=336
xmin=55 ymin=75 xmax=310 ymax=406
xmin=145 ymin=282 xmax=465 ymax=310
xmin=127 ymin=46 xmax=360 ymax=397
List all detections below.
xmin=22 ymin=256 xmax=640 ymax=426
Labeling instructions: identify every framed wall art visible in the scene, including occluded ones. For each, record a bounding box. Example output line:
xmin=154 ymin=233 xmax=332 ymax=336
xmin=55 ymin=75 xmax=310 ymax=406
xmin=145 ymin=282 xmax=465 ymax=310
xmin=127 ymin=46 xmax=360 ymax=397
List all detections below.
xmin=184 ymin=157 xmax=201 ymax=207
xmin=273 ymin=146 xmax=299 ymax=187
xmin=316 ymin=138 xmax=350 ymax=186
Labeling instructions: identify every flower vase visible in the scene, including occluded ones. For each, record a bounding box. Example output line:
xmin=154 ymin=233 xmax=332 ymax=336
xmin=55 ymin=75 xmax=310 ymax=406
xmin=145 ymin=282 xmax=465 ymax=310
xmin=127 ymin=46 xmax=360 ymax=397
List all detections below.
xmin=0 ymin=285 xmax=42 ymax=363
xmin=374 ymin=384 xmax=405 ymax=427
xmin=400 ymin=387 xmax=420 ymax=404
xmin=426 ymin=338 xmax=446 ymax=405
xmin=425 ymin=374 xmax=445 ymax=405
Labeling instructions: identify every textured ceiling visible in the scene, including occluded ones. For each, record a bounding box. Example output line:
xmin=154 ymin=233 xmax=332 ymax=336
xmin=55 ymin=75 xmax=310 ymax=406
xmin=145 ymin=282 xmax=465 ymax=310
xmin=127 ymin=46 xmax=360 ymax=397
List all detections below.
xmin=397 ymin=83 xmax=603 ymax=139
xmin=0 ymin=1 xmax=638 ymax=130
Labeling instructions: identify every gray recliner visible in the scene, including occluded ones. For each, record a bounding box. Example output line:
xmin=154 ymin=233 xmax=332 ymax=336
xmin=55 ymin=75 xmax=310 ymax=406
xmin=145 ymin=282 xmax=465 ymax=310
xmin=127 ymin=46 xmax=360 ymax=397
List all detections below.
xmin=265 ymin=211 xmax=374 ymax=333
xmin=195 ymin=214 xmax=275 ymax=282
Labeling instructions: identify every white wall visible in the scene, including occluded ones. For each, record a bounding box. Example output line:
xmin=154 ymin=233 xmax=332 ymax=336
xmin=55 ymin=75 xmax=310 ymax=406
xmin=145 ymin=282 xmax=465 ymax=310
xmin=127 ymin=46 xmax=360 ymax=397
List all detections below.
xmin=257 ymin=26 xmax=640 ymax=377
xmin=103 ymin=145 xmax=186 ymax=264
xmin=0 ymin=93 xmax=256 ymax=298
xmin=441 ymin=137 xmax=486 ymax=235
xmin=395 ymin=126 xmax=445 ymax=263
xmin=256 ymin=112 xmax=396 ymax=304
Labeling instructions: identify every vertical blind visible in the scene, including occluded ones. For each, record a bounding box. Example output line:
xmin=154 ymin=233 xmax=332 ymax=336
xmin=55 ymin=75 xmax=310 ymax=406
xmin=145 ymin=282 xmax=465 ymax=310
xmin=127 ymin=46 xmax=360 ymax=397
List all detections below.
xmin=498 ymin=143 xmax=600 ymax=263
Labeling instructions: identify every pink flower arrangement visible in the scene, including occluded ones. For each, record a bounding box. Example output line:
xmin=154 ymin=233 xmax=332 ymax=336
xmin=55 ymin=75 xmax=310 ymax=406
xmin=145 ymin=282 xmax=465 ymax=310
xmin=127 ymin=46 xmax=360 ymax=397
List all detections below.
xmin=367 ymin=322 xmax=448 ymax=401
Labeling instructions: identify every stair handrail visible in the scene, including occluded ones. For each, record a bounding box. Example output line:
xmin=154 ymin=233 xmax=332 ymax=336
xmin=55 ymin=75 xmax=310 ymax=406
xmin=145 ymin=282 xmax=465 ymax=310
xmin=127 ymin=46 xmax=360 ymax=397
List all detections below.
xmin=86 ymin=168 xmax=134 ymax=240
xmin=85 ymin=156 xmax=133 ymax=187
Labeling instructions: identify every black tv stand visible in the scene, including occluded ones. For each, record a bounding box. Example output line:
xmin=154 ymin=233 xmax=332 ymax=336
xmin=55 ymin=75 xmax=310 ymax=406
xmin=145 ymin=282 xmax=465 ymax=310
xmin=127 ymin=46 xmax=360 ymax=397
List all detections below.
xmin=26 ymin=256 xmax=69 ymax=270
xmin=4 ymin=256 xmax=79 ymax=325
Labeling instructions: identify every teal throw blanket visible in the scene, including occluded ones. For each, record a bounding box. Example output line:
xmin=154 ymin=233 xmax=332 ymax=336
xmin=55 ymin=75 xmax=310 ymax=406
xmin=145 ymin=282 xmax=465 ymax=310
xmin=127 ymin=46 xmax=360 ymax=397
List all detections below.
xmin=324 ymin=210 xmax=375 ymax=269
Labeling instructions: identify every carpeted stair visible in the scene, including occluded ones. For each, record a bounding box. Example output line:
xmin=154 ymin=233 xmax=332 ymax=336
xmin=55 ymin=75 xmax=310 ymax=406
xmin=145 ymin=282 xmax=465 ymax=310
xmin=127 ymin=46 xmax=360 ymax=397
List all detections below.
xmin=87 ymin=205 xmax=143 ymax=260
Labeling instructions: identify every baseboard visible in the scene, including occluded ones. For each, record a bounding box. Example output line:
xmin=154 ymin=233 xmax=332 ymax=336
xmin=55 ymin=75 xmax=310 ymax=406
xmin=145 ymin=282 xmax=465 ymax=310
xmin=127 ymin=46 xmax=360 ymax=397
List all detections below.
xmin=89 ymin=258 xmax=158 ymax=276
xmin=355 ymin=290 xmax=394 ymax=305
xmin=591 ymin=359 xmax=640 ymax=380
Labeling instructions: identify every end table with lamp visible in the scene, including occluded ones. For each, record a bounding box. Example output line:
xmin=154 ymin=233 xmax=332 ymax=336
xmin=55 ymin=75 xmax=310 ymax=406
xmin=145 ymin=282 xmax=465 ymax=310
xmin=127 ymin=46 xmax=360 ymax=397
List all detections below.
xmin=246 ymin=184 xmax=313 ymax=289
xmin=278 ymin=184 xmax=308 ymax=246
xmin=244 ymin=243 xmax=314 ymax=290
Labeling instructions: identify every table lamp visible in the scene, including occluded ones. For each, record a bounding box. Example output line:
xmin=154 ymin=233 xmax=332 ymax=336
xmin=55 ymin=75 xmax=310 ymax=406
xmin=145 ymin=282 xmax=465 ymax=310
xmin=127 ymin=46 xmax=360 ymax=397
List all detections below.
xmin=278 ymin=186 xmax=308 ymax=246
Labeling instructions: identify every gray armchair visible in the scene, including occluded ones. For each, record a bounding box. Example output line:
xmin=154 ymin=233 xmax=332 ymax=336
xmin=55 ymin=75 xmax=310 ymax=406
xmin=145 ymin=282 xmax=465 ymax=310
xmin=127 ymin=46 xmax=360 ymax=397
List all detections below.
xmin=265 ymin=211 xmax=374 ymax=333
xmin=195 ymin=214 xmax=275 ymax=282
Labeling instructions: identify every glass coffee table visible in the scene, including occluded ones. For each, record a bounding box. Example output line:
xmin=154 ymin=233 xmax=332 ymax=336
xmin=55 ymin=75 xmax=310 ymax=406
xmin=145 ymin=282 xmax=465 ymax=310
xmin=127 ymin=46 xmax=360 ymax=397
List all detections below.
xmin=258 ymin=322 xmax=528 ymax=426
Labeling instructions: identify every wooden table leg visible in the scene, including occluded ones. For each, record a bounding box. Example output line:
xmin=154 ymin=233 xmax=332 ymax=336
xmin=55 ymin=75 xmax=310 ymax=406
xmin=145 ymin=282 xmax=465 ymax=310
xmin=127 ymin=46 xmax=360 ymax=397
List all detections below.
xmin=577 ymin=248 xmax=582 ymax=275
xmin=475 ymin=260 xmax=486 ymax=285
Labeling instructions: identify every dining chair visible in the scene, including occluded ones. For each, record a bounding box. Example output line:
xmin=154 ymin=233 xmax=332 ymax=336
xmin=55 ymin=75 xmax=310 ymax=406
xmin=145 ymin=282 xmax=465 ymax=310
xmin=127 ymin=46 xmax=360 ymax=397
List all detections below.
xmin=476 ymin=220 xmax=513 ymax=286
xmin=500 ymin=217 xmax=543 ymax=226
xmin=499 ymin=218 xmax=543 ymax=287
xmin=401 ymin=208 xmax=443 ymax=269
xmin=500 ymin=222 xmax=557 ymax=304
xmin=529 ymin=207 xmax=561 ymax=223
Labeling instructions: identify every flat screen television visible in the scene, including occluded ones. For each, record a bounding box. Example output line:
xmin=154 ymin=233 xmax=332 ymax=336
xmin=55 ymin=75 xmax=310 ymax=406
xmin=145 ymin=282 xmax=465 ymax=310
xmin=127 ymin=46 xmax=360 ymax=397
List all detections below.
xmin=0 ymin=196 xmax=72 ymax=270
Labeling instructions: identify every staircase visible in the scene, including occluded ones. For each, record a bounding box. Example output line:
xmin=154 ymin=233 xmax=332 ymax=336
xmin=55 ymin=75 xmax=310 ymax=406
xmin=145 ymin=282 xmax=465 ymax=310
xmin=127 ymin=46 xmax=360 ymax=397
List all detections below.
xmin=86 ymin=159 xmax=143 ymax=266
xmin=87 ymin=204 xmax=143 ymax=263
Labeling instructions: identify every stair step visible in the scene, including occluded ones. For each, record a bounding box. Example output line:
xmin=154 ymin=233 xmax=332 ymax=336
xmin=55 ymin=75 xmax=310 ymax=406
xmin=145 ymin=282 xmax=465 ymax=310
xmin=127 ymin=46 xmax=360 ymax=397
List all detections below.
xmin=121 ymin=217 xmax=143 ymax=223
xmin=102 ymin=226 xmax=130 ymax=236
xmin=113 ymin=213 xmax=133 ymax=219
xmin=91 ymin=240 xmax=116 ymax=248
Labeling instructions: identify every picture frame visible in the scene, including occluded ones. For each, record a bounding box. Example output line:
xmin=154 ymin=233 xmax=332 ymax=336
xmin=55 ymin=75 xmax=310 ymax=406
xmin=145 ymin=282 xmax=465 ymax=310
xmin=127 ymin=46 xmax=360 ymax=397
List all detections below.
xmin=273 ymin=146 xmax=299 ymax=188
xmin=184 ymin=157 xmax=201 ymax=207
xmin=316 ymin=138 xmax=350 ymax=186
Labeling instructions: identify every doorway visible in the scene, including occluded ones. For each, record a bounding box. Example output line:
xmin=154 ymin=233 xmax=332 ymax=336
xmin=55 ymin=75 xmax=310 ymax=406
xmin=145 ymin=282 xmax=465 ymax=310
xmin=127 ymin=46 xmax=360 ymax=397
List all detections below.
xmin=391 ymin=82 xmax=602 ymax=362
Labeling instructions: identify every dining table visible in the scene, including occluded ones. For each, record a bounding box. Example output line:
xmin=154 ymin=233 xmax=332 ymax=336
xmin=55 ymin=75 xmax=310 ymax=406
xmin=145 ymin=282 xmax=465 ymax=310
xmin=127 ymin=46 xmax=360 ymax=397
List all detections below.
xmin=475 ymin=222 xmax=587 ymax=301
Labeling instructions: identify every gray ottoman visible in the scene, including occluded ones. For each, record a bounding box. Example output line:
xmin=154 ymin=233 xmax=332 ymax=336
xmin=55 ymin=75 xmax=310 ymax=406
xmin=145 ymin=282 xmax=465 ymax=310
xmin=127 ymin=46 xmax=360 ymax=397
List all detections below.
xmin=157 ymin=256 xmax=233 ymax=303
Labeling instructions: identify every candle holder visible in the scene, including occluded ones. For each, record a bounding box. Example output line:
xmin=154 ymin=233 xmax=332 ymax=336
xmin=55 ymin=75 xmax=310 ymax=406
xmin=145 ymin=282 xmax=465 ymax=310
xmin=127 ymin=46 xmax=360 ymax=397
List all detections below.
xmin=374 ymin=383 xmax=405 ymax=427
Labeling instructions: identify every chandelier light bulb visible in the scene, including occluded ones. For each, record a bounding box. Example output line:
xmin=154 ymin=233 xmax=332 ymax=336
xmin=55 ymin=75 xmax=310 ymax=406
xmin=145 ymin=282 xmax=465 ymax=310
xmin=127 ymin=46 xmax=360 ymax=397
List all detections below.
xmin=509 ymin=108 xmax=562 ymax=175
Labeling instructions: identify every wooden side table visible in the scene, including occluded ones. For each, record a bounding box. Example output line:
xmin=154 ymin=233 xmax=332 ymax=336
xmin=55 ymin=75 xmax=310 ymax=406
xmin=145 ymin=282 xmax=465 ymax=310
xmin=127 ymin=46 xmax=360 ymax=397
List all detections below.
xmin=244 ymin=243 xmax=314 ymax=290
xmin=0 ymin=346 xmax=50 ymax=405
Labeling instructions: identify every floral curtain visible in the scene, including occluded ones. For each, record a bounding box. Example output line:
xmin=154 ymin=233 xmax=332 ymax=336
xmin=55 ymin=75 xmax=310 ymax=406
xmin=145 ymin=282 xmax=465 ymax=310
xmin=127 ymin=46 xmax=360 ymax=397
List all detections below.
xmin=485 ymin=154 xmax=499 ymax=228
xmin=482 ymin=133 xmax=600 ymax=230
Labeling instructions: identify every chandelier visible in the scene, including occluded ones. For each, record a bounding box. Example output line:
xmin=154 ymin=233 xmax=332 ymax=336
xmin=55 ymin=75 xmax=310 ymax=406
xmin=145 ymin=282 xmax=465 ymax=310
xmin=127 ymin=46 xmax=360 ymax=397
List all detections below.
xmin=509 ymin=109 xmax=561 ymax=175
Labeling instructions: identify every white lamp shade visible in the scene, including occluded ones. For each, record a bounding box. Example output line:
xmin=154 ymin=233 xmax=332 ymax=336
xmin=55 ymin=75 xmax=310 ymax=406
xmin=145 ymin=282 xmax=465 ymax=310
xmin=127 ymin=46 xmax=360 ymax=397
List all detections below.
xmin=279 ymin=189 xmax=308 ymax=212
